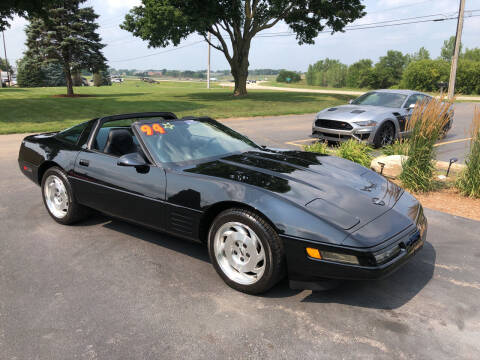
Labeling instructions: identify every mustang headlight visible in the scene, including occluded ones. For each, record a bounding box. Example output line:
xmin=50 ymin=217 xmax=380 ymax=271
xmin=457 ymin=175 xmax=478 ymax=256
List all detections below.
xmin=353 ymin=120 xmax=377 ymax=127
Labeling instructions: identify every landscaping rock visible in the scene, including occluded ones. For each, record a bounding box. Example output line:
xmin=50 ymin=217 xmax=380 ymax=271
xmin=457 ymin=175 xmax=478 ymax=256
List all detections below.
xmin=371 ymin=155 xmax=466 ymax=179
xmin=370 ymin=155 xmax=407 ymax=178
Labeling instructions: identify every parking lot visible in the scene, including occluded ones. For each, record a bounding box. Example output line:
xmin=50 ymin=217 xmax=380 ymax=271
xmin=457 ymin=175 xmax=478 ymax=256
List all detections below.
xmin=224 ymin=102 xmax=476 ymax=163
xmin=1 ymin=106 xmax=479 ymax=359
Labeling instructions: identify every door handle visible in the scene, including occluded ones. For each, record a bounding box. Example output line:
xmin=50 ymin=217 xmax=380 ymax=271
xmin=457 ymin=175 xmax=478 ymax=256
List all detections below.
xmin=79 ymin=159 xmax=89 ymax=167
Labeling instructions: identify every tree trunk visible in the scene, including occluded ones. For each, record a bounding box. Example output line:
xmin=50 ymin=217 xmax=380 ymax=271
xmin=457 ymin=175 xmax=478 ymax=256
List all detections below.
xmin=231 ymin=63 xmax=248 ymax=96
xmin=64 ymin=66 xmax=74 ymax=96
xmin=230 ymin=39 xmax=251 ymax=96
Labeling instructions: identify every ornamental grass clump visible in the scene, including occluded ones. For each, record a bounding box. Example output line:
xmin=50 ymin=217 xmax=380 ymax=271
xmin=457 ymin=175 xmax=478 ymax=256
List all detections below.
xmin=400 ymin=96 xmax=453 ymax=192
xmin=382 ymin=139 xmax=410 ymax=156
xmin=456 ymin=107 xmax=480 ymax=197
xmin=303 ymin=141 xmax=329 ymax=155
xmin=335 ymin=139 xmax=373 ymax=167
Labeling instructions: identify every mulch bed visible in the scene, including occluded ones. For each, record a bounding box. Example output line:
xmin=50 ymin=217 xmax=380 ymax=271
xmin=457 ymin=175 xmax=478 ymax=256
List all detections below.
xmin=52 ymin=94 xmax=96 ymax=98
xmin=414 ymin=188 xmax=480 ymax=221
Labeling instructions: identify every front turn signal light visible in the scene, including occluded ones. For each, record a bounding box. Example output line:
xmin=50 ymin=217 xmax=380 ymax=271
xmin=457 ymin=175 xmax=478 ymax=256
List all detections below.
xmin=306 ymin=247 xmax=322 ymax=259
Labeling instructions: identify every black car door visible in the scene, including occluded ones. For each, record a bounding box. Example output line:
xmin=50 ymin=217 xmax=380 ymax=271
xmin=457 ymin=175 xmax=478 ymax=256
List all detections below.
xmin=70 ymin=122 xmax=167 ymax=230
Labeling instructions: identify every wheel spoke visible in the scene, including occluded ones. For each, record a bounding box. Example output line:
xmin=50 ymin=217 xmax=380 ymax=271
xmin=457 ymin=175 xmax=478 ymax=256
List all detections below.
xmin=44 ymin=174 xmax=69 ymax=219
xmin=213 ymin=221 xmax=266 ymax=285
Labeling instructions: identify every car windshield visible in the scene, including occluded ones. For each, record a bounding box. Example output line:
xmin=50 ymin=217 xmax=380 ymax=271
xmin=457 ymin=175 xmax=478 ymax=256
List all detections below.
xmin=352 ymin=92 xmax=407 ymax=108
xmin=134 ymin=117 xmax=259 ymax=164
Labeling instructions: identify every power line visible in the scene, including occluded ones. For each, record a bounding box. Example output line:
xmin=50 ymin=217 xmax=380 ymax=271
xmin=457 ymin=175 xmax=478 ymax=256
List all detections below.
xmin=109 ymin=40 xmax=205 ymax=62
xmin=107 ymin=11 xmax=479 ymax=63
xmin=254 ymin=10 xmax=480 ymax=38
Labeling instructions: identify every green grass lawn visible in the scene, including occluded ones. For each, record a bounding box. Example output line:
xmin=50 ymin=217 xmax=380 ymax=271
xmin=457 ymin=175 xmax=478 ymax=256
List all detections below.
xmin=262 ymin=80 xmax=368 ymax=92
xmin=0 ymin=81 xmax=352 ymax=134
xmin=262 ymin=80 xmax=480 ymax=101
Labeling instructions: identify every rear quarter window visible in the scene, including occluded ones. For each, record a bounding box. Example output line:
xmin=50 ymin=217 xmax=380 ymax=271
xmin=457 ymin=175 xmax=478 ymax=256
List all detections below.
xmin=55 ymin=122 xmax=89 ymax=145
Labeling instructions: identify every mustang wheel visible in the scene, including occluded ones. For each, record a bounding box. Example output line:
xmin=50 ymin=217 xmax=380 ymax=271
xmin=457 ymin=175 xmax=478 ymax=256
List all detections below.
xmin=41 ymin=167 xmax=89 ymax=225
xmin=208 ymin=208 xmax=285 ymax=294
xmin=374 ymin=121 xmax=395 ymax=148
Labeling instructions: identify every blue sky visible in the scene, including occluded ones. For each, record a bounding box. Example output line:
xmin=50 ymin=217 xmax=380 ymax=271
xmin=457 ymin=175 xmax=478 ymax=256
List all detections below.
xmin=2 ymin=0 xmax=480 ymax=71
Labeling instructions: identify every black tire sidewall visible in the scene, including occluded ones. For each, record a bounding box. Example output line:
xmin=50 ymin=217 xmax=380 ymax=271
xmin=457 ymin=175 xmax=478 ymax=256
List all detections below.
xmin=374 ymin=121 xmax=395 ymax=148
xmin=208 ymin=209 xmax=282 ymax=294
xmin=41 ymin=167 xmax=78 ymax=225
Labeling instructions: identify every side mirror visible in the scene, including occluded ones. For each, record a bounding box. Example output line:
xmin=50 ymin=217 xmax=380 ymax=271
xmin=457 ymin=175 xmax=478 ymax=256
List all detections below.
xmin=348 ymin=99 xmax=353 ymax=104
xmin=408 ymin=103 xmax=415 ymax=110
xmin=117 ymin=152 xmax=148 ymax=171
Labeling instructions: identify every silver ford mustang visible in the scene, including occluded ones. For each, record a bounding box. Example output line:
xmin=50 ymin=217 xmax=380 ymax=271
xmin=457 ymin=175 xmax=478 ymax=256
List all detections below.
xmin=312 ymin=89 xmax=453 ymax=147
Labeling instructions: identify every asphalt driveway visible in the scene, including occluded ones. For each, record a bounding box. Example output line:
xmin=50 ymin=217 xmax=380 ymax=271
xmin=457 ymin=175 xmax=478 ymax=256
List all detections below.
xmin=223 ymin=102 xmax=477 ymax=163
xmin=1 ymin=131 xmax=479 ymax=359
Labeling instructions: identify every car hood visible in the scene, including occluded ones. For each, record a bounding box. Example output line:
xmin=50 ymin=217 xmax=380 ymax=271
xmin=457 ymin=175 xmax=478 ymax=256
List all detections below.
xmin=185 ymin=150 xmax=403 ymax=232
xmin=316 ymin=104 xmax=397 ymax=122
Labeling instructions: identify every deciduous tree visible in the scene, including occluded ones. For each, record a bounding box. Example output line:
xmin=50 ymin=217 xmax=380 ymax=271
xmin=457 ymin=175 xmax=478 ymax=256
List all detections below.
xmin=121 ymin=0 xmax=365 ymax=96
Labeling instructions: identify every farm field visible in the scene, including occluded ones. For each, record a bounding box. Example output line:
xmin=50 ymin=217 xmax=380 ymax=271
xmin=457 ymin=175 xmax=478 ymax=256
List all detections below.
xmin=0 ymin=80 xmax=351 ymax=134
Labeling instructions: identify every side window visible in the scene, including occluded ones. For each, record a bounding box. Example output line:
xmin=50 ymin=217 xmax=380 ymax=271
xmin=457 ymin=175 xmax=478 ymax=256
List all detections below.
xmin=55 ymin=122 xmax=89 ymax=145
xmin=404 ymin=95 xmax=419 ymax=108
xmin=93 ymin=119 xmax=140 ymax=157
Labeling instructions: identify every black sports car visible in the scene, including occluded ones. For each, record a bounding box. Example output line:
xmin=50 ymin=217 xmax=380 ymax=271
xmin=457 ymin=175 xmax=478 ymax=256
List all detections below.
xmin=18 ymin=112 xmax=427 ymax=294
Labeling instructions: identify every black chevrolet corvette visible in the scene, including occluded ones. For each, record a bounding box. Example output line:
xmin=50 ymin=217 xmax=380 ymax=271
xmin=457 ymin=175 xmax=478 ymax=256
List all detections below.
xmin=18 ymin=112 xmax=427 ymax=294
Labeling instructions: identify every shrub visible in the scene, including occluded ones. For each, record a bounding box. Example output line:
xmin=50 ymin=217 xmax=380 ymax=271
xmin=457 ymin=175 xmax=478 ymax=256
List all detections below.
xmin=456 ymin=61 xmax=480 ymax=95
xmin=304 ymin=141 xmax=329 ymax=155
xmin=456 ymin=108 xmax=480 ymax=197
xmin=401 ymin=59 xmax=450 ymax=92
xmin=16 ymin=57 xmax=45 ymax=87
xmin=276 ymin=70 xmax=300 ymax=83
xmin=382 ymin=139 xmax=409 ymax=156
xmin=335 ymin=139 xmax=373 ymax=167
xmin=93 ymin=70 xmax=111 ymax=86
xmin=400 ymin=97 xmax=452 ymax=192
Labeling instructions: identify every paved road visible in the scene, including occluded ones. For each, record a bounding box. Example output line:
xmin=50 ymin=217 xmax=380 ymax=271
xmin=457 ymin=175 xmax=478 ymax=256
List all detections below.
xmin=220 ymin=82 xmax=480 ymax=101
xmin=222 ymin=102 xmax=477 ymax=163
xmin=1 ymin=133 xmax=479 ymax=359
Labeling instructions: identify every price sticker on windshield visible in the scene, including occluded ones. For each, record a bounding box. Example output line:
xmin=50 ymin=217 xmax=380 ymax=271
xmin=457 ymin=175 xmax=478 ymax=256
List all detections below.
xmin=140 ymin=123 xmax=166 ymax=136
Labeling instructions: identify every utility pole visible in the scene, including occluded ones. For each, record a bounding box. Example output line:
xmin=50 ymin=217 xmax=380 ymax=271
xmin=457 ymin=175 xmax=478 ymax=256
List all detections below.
xmin=207 ymin=32 xmax=211 ymax=89
xmin=447 ymin=0 xmax=466 ymax=100
xmin=2 ymin=31 xmax=11 ymax=86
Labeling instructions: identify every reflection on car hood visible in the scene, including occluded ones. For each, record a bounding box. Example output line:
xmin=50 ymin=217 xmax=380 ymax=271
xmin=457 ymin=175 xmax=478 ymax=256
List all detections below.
xmin=316 ymin=104 xmax=397 ymax=122
xmin=185 ymin=150 xmax=403 ymax=231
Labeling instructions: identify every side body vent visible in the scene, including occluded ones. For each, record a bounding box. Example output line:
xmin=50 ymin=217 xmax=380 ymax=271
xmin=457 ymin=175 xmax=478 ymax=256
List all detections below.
xmin=351 ymin=110 xmax=365 ymax=114
xmin=170 ymin=210 xmax=195 ymax=235
xmin=327 ymin=108 xmax=338 ymax=111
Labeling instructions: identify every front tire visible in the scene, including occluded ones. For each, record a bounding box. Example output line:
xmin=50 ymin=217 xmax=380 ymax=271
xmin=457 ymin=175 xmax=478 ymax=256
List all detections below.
xmin=373 ymin=121 xmax=395 ymax=148
xmin=208 ymin=208 xmax=285 ymax=294
xmin=41 ymin=167 xmax=89 ymax=225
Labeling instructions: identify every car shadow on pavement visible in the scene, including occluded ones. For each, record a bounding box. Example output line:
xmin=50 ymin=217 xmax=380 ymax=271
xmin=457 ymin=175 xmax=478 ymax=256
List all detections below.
xmin=93 ymin=215 xmax=211 ymax=264
xmin=78 ymin=214 xmax=435 ymax=310
xmin=266 ymin=242 xmax=436 ymax=310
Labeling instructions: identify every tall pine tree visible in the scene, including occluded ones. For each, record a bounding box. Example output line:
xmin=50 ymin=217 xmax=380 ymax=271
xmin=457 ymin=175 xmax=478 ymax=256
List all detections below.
xmin=24 ymin=0 xmax=106 ymax=95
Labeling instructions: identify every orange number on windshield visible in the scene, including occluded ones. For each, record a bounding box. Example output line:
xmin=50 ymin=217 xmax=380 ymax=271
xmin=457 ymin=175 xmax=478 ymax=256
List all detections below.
xmin=152 ymin=123 xmax=165 ymax=134
xmin=140 ymin=124 xmax=153 ymax=135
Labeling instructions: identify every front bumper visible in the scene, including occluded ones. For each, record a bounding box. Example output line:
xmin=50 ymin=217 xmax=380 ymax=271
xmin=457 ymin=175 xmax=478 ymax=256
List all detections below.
xmin=312 ymin=124 xmax=375 ymax=143
xmin=282 ymin=210 xmax=427 ymax=289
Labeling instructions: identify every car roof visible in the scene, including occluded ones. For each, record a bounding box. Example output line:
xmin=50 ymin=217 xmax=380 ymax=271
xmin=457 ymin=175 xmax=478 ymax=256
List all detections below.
xmin=372 ymin=89 xmax=430 ymax=96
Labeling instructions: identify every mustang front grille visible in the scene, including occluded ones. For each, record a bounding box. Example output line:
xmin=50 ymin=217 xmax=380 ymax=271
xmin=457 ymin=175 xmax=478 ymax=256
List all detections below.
xmin=315 ymin=119 xmax=353 ymax=130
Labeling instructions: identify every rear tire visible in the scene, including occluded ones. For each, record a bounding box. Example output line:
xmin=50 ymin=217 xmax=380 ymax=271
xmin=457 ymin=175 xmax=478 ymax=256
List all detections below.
xmin=41 ymin=167 xmax=90 ymax=225
xmin=208 ymin=208 xmax=285 ymax=294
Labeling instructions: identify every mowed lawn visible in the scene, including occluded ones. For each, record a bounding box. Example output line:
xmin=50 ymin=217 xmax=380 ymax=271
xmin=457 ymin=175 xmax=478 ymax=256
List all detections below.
xmin=0 ymin=80 xmax=352 ymax=134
